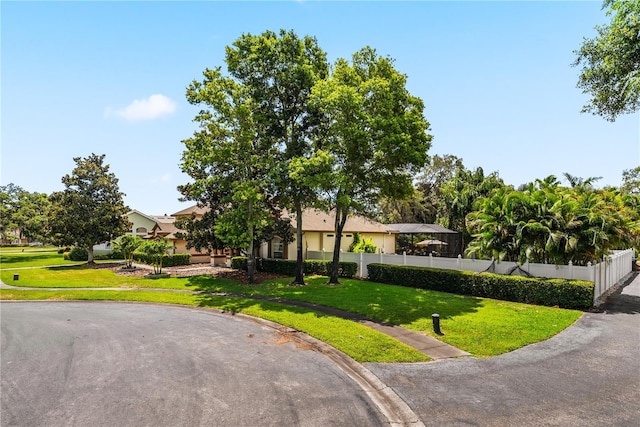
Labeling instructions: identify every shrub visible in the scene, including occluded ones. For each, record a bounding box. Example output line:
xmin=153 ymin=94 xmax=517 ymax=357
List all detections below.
xmin=349 ymin=233 xmax=377 ymax=254
xmin=230 ymin=256 xmax=248 ymax=271
xmin=231 ymin=257 xmax=357 ymax=278
xmin=62 ymin=246 xmax=88 ymax=261
xmin=162 ymin=254 xmax=191 ymax=267
xmin=109 ymin=249 xmax=124 ymax=260
xmin=367 ymin=263 xmax=594 ymax=310
xmin=133 ymin=252 xmax=191 ymax=268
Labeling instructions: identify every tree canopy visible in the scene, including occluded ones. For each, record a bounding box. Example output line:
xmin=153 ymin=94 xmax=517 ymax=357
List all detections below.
xmin=228 ymin=30 xmax=329 ymax=285
xmin=179 ymin=31 xmax=323 ymax=283
xmin=465 ymin=176 xmax=639 ymax=264
xmin=0 ymin=184 xmax=50 ymax=243
xmin=48 ymin=154 xmax=129 ymax=263
xmin=309 ymin=47 xmax=432 ymax=283
xmin=574 ymin=0 xmax=640 ymax=121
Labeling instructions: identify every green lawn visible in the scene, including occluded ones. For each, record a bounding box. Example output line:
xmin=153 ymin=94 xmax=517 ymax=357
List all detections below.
xmin=0 ymin=249 xmax=83 ymax=269
xmin=0 ymin=263 xmax=583 ymax=358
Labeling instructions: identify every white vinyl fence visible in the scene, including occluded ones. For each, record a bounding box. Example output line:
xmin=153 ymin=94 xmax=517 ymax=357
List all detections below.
xmin=307 ymin=248 xmax=635 ymax=303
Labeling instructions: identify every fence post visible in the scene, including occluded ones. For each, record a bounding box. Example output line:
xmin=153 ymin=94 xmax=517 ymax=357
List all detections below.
xmin=360 ymin=252 xmax=364 ymax=279
xmin=403 ymin=251 xmax=407 ymax=266
xmin=569 ymin=260 xmax=573 ymax=280
xmin=429 ymin=252 xmax=433 ymax=268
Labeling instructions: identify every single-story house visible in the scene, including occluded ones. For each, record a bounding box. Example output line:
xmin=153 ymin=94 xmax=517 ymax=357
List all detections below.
xmin=259 ymin=209 xmax=397 ymax=260
xmin=131 ymin=205 xmax=397 ymax=264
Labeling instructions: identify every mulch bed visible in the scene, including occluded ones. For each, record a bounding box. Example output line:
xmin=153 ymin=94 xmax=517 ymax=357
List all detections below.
xmin=87 ymin=262 xmax=284 ymax=284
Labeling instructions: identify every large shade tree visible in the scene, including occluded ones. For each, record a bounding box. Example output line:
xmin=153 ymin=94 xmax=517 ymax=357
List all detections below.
xmin=309 ymin=47 xmax=432 ymax=284
xmin=573 ymin=0 xmax=640 ymax=121
xmin=0 ymin=184 xmax=50 ymax=243
xmin=378 ymin=155 xmax=464 ymax=224
xmin=179 ymin=67 xmax=289 ymax=284
xmin=48 ymin=154 xmax=129 ymax=263
xmin=225 ymin=30 xmax=329 ymax=285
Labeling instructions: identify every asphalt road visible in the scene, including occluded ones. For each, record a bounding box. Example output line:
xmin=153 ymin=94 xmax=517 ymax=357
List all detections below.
xmin=1 ymin=302 xmax=387 ymax=427
xmin=367 ymin=275 xmax=640 ymax=427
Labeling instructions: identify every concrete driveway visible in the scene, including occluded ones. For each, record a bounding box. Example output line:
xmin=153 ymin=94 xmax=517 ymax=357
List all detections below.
xmin=367 ymin=274 xmax=640 ymax=426
xmin=1 ymin=302 xmax=388 ymax=427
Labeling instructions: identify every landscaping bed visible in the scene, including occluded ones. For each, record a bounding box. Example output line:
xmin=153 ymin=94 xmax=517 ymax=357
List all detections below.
xmin=102 ymin=262 xmax=284 ymax=284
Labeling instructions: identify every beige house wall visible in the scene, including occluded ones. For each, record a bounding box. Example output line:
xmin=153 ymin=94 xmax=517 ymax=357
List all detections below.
xmin=172 ymin=239 xmax=211 ymax=264
xmin=284 ymin=231 xmax=396 ymax=260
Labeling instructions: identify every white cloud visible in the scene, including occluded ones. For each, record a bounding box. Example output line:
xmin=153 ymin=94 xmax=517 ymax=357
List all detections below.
xmin=150 ymin=173 xmax=172 ymax=184
xmin=108 ymin=94 xmax=177 ymax=122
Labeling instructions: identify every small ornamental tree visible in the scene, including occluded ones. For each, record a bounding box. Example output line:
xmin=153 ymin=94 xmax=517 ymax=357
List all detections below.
xmin=48 ymin=154 xmax=129 ymax=264
xmin=138 ymin=239 xmax=171 ymax=275
xmin=112 ymin=235 xmax=143 ymax=269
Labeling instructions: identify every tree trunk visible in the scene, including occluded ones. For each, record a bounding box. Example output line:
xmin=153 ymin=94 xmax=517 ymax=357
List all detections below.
xmin=292 ymin=201 xmax=305 ymax=285
xmin=87 ymin=246 xmax=95 ymax=265
xmin=329 ymin=207 xmax=349 ymax=285
xmin=247 ymin=224 xmax=256 ymax=285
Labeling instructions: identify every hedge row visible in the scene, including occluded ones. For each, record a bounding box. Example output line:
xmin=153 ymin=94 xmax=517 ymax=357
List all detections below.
xmin=133 ymin=252 xmax=191 ymax=267
xmin=231 ymin=257 xmax=357 ymax=278
xmin=63 ymin=247 xmax=124 ymax=261
xmin=367 ymin=263 xmax=594 ymax=310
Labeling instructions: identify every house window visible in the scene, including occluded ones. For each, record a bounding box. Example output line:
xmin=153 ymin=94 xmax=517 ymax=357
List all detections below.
xmin=327 ymin=234 xmax=334 ymax=237
xmin=272 ymin=237 xmax=284 ymax=259
xmin=136 ymin=227 xmax=147 ymax=235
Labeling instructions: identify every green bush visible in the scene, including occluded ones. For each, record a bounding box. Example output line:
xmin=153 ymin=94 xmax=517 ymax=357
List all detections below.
xmin=349 ymin=233 xmax=377 ymax=254
xmin=64 ymin=246 xmax=89 ymax=261
xmin=367 ymin=263 xmax=594 ymax=310
xmin=231 ymin=257 xmax=357 ymax=278
xmin=109 ymin=249 xmax=124 ymax=260
xmin=132 ymin=252 xmax=191 ymax=267
xmin=230 ymin=256 xmax=248 ymax=271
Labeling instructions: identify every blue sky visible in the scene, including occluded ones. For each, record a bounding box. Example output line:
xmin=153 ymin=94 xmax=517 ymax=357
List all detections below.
xmin=2 ymin=1 xmax=639 ymax=216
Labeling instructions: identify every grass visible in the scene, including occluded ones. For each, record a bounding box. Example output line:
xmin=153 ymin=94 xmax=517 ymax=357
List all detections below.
xmin=0 ymin=262 xmax=583 ymax=357
xmin=0 ymin=249 xmax=83 ymax=269
xmin=0 ymin=289 xmax=428 ymax=363
xmin=0 ymin=247 xmax=121 ymax=269
xmin=0 ymin=266 xmax=194 ymax=289
xmin=185 ymin=275 xmax=583 ymax=356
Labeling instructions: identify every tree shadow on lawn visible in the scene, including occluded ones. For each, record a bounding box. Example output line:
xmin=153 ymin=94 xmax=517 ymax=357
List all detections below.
xmin=0 ymin=252 xmax=65 ymax=265
xmin=184 ymin=274 xmax=485 ymax=328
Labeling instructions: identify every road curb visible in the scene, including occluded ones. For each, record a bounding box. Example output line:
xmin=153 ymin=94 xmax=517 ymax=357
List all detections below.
xmin=230 ymin=311 xmax=425 ymax=427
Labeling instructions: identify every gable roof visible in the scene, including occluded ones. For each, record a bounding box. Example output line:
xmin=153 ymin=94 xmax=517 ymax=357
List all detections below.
xmin=126 ymin=209 xmax=158 ymax=223
xmin=288 ymin=209 xmax=395 ymax=234
xmin=150 ymin=220 xmax=180 ymax=239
